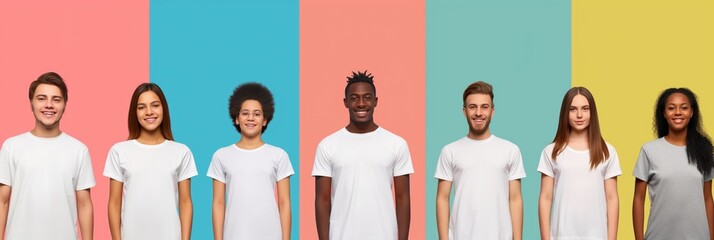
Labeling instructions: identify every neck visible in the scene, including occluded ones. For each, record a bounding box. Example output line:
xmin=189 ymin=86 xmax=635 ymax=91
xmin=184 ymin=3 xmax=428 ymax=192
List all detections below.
xmin=236 ymin=135 xmax=264 ymax=149
xmin=665 ymin=128 xmax=687 ymax=146
xmin=31 ymin=123 xmax=62 ymax=138
xmin=346 ymin=121 xmax=378 ymax=133
xmin=136 ymin=130 xmax=166 ymax=145
xmin=467 ymin=129 xmax=491 ymax=140
xmin=567 ymin=128 xmax=589 ymax=150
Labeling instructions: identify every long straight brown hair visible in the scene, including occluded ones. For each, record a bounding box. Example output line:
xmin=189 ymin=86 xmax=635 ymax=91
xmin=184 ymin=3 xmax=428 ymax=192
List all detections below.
xmin=552 ymin=87 xmax=609 ymax=169
xmin=127 ymin=83 xmax=174 ymax=141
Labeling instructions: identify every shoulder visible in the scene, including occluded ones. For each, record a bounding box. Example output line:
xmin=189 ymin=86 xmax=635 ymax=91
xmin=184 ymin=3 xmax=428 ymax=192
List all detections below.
xmin=264 ymin=144 xmax=288 ymax=155
xmin=604 ymin=141 xmax=618 ymax=153
xmin=109 ymin=140 xmax=136 ymax=152
xmin=318 ymin=128 xmax=347 ymax=146
xmin=1 ymin=132 xmax=29 ymax=148
xmin=640 ymin=138 xmax=663 ymax=150
xmin=542 ymin=142 xmax=556 ymax=153
xmin=166 ymin=140 xmax=192 ymax=153
xmin=491 ymin=135 xmax=520 ymax=151
xmin=377 ymin=127 xmax=408 ymax=145
xmin=59 ymin=133 xmax=89 ymax=152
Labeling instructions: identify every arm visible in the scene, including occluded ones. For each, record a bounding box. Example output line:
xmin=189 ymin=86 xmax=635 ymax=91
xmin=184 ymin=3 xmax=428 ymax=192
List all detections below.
xmin=632 ymin=179 xmax=647 ymax=240
xmin=178 ymin=179 xmax=193 ymax=240
xmin=435 ymin=180 xmax=451 ymax=240
xmin=509 ymin=179 xmax=523 ymax=240
xmin=394 ymin=175 xmax=411 ymax=240
xmin=0 ymin=184 xmax=10 ymax=237
xmin=704 ymin=181 xmax=714 ymax=240
xmin=212 ymin=180 xmax=225 ymax=240
xmin=315 ymin=176 xmax=332 ymax=240
xmin=604 ymin=178 xmax=619 ymax=240
xmin=77 ymin=189 xmax=94 ymax=240
xmin=277 ymin=178 xmax=292 ymax=240
xmin=538 ymin=174 xmax=554 ymax=240
xmin=108 ymin=179 xmax=123 ymax=240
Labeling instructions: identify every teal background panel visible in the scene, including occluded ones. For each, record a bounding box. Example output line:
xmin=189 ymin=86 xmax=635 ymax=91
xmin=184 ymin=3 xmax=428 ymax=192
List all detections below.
xmin=150 ymin=1 xmax=299 ymax=239
xmin=426 ymin=0 xmax=571 ymax=238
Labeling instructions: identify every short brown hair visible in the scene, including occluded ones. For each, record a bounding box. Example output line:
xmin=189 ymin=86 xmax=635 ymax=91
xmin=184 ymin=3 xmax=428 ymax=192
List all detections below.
xmin=29 ymin=72 xmax=68 ymax=101
xmin=462 ymin=81 xmax=493 ymax=107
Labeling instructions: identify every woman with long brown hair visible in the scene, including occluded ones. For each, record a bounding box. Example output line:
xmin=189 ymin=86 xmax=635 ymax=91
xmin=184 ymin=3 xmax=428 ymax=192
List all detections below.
xmin=538 ymin=87 xmax=621 ymax=240
xmin=103 ymin=83 xmax=197 ymax=240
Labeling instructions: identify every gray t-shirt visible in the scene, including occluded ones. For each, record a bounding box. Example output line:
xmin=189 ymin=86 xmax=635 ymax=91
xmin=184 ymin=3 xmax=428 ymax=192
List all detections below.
xmin=633 ymin=137 xmax=714 ymax=240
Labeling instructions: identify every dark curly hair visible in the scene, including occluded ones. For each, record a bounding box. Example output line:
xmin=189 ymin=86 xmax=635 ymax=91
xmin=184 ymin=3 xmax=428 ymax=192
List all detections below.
xmin=655 ymin=88 xmax=713 ymax=176
xmin=344 ymin=70 xmax=376 ymax=97
xmin=229 ymin=82 xmax=275 ymax=133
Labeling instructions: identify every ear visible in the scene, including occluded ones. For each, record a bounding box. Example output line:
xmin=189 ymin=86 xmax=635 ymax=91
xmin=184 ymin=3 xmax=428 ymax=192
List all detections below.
xmin=235 ymin=117 xmax=240 ymax=125
xmin=343 ymin=97 xmax=348 ymax=108
xmin=373 ymin=96 xmax=378 ymax=108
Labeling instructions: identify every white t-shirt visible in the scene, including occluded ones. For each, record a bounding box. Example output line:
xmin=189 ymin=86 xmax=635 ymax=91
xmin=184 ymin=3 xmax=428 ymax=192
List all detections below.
xmin=0 ymin=132 xmax=96 ymax=240
xmin=207 ymin=143 xmax=294 ymax=240
xmin=103 ymin=139 xmax=198 ymax=240
xmin=312 ymin=127 xmax=414 ymax=240
xmin=434 ymin=135 xmax=526 ymax=240
xmin=537 ymin=143 xmax=622 ymax=240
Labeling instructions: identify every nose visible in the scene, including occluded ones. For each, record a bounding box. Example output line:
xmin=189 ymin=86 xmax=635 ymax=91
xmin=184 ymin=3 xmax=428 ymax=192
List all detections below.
xmin=146 ymin=106 xmax=154 ymax=115
xmin=357 ymin=97 xmax=366 ymax=108
xmin=576 ymin=109 xmax=583 ymax=118
xmin=247 ymin=113 xmax=255 ymax=121
xmin=43 ymin=99 xmax=53 ymax=109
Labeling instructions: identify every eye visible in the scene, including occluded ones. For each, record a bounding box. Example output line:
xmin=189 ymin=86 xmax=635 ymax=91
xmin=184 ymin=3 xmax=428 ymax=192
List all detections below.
xmin=137 ymin=106 xmax=145 ymax=110
xmin=240 ymin=111 xmax=250 ymax=116
xmin=582 ymin=107 xmax=590 ymax=111
xmin=255 ymin=112 xmax=262 ymax=117
xmin=468 ymin=105 xmax=477 ymax=110
xmin=152 ymin=103 xmax=160 ymax=108
xmin=569 ymin=108 xmax=576 ymax=112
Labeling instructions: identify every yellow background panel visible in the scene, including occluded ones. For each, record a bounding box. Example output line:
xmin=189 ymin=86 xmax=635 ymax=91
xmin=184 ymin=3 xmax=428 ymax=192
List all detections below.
xmin=573 ymin=1 xmax=714 ymax=239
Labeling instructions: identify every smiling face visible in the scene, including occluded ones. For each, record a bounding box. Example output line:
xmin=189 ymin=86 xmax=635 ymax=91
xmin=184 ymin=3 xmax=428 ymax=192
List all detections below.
xmin=236 ymin=99 xmax=266 ymax=138
xmin=463 ymin=93 xmax=493 ymax=139
xmin=344 ymin=82 xmax=378 ymax=130
xmin=568 ymin=94 xmax=591 ymax=133
xmin=31 ymin=83 xmax=66 ymax=130
xmin=136 ymin=90 xmax=164 ymax=134
xmin=664 ymin=92 xmax=692 ymax=133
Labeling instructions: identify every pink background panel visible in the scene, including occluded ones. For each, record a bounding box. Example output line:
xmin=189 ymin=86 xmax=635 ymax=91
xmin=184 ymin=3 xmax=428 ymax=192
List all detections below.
xmin=300 ymin=1 xmax=426 ymax=239
xmin=0 ymin=1 xmax=148 ymax=238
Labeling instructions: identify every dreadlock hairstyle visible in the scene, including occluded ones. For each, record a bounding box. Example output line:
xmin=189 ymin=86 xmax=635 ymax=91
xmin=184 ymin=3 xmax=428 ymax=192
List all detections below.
xmin=345 ymin=70 xmax=376 ymax=97
xmin=551 ymin=87 xmax=610 ymax=169
xmin=654 ymin=88 xmax=713 ymax=176
xmin=229 ymin=82 xmax=275 ymax=133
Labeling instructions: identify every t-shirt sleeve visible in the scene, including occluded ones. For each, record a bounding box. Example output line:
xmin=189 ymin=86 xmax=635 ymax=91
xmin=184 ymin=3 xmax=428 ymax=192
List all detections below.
xmin=393 ymin=140 xmax=414 ymax=177
xmin=177 ymin=148 xmax=198 ymax=182
xmin=508 ymin=146 xmax=527 ymax=180
xmin=0 ymin=142 xmax=12 ymax=186
xmin=311 ymin=143 xmax=332 ymax=177
xmin=276 ymin=149 xmax=295 ymax=181
xmin=76 ymin=148 xmax=96 ymax=190
xmin=633 ymin=147 xmax=650 ymax=181
xmin=434 ymin=146 xmax=453 ymax=181
xmin=103 ymin=147 xmax=124 ymax=182
xmin=206 ymin=151 xmax=225 ymax=183
xmin=537 ymin=148 xmax=555 ymax=177
xmin=603 ymin=147 xmax=623 ymax=180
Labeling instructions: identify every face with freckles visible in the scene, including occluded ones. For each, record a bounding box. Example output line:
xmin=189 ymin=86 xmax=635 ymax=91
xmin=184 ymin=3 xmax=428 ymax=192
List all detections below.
xmin=136 ymin=91 xmax=164 ymax=133
xmin=31 ymin=83 xmax=66 ymax=130
xmin=236 ymin=99 xmax=267 ymax=138
xmin=664 ymin=92 xmax=692 ymax=133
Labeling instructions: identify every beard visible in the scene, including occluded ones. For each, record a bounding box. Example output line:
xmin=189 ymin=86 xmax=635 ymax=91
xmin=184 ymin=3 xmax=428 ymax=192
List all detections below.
xmin=468 ymin=117 xmax=491 ymax=137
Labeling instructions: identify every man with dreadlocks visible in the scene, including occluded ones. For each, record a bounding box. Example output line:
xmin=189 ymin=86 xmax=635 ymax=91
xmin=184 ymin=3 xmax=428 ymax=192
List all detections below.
xmin=312 ymin=71 xmax=413 ymax=240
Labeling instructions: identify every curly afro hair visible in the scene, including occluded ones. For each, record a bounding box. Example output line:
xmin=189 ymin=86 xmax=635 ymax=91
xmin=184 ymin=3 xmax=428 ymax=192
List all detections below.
xmin=229 ymin=82 xmax=275 ymax=133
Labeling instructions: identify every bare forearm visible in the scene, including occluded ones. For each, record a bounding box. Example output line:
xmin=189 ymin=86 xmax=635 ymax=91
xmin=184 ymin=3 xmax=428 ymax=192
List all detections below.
xmin=606 ymin=197 xmax=619 ymax=240
xmin=108 ymin=201 xmax=122 ymax=240
xmin=396 ymin=196 xmax=411 ymax=240
xmin=315 ymin=200 xmax=331 ymax=240
xmin=0 ymin=199 xmax=8 ymax=237
xmin=78 ymin=202 xmax=94 ymax=240
xmin=212 ymin=202 xmax=224 ymax=240
xmin=705 ymin=196 xmax=714 ymax=240
xmin=180 ymin=201 xmax=193 ymax=240
xmin=538 ymin=198 xmax=551 ymax=240
xmin=510 ymin=197 xmax=523 ymax=240
xmin=279 ymin=201 xmax=291 ymax=240
xmin=436 ymin=197 xmax=450 ymax=240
